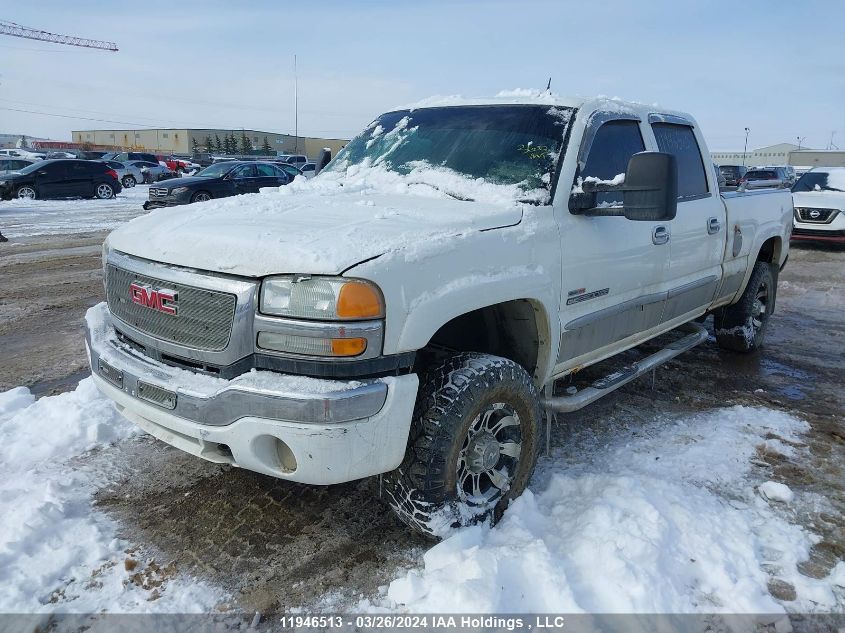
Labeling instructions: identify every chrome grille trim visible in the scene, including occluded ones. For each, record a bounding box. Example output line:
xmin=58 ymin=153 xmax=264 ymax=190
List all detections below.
xmin=795 ymin=207 xmax=839 ymax=224
xmin=106 ymin=264 xmax=236 ymax=351
xmin=149 ymin=187 xmax=169 ymax=198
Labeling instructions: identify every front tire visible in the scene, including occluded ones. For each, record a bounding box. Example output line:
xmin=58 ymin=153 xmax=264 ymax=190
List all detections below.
xmin=122 ymin=175 xmax=136 ymax=188
xmin=16 ymin=185 xmax=37 ymax=199
xmin=191 ymin=191 xmax=212 ymax=203
xmin=714 ymin=261 xmax=775 ymax=353
xmin=384 ymin=353 xmax=541 ymax=539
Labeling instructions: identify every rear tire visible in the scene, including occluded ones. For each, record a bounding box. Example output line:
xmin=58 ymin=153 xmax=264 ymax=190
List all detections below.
xmin=714 ymin=261 xmax=775 ymax=353
xmin=95 ymin=183 xmax=115 ymax=199
xmin=122 ymin=175 xmax=136 ymax=188
xmin=384 ymin=353 xmax=541 ymax=539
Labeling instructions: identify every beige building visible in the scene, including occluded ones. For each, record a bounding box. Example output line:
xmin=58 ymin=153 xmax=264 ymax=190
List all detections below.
xmin=71 ymin=128 xmax=347 ymax=159
xmin=712 ymin=143 xmax=845 ymax=168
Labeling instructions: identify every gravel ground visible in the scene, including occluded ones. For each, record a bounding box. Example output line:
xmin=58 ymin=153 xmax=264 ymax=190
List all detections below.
xmin=1 ymin=221 xmax=842 ymax=614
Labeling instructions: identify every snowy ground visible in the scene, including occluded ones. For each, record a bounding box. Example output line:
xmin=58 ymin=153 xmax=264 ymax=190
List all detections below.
xmin=0 ymin=185 xmax=149 ymax=239
xmin=0 ymin=241 xmax=843 ymax=626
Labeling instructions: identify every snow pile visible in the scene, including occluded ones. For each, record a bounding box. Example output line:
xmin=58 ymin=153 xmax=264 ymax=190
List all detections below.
xmin=382 ymin=406 xmax=844 ymax=614
xmin=0 ymin=379 xmax=222 ymax=612
xmin=759 ymin=481 xmax=795 ymax=504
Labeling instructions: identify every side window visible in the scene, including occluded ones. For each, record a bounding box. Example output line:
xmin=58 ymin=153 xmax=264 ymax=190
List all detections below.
xmin=232 ymin=164 xmax=256 ymax=179
xmin=579 ymin=120 xmax=645 ymax=206
xmin=256 ymin=164 xmax=276 ymax=177
xmin=651 ymin=122 xmax=708 ymax=199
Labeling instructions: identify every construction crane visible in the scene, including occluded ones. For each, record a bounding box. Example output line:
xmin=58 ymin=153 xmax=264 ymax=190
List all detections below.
xmin=0 ymin=20 xmax=118 ymax=51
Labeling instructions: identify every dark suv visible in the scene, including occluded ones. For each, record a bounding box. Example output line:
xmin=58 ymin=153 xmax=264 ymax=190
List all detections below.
xmin=0 ymin=159 xmax=122 ymax=200
xmin=718 ymin=165 xmax=747 ymax=187
xmin=102 ymin=151 xmax=159 ymax=163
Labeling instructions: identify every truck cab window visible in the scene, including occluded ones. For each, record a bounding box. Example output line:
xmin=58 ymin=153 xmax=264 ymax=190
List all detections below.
xmin=651 ymin=122 xmax=708 ymax=199
xmin=579 ymin=120 xmax=645 ymax=206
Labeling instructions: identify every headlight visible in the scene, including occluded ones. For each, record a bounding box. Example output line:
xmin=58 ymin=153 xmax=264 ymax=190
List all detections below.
xmin=170 ymin=186 xmax=189 ymax=195
xmin=260 ymin=276 xmax=384 ymax=320
xmin=0 ymin=181 xmax=7 ymax=186
xmin=101 ymin=240 xmax=111 ymax=271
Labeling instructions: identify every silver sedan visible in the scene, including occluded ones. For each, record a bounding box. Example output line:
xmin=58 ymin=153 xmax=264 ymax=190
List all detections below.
xmin=103 ymin=160 xmax=144 ymax=188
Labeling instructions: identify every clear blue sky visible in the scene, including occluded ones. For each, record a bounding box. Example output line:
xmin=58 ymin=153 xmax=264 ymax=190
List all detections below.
xmin=1 ymin=0 xmax=843 ymax=150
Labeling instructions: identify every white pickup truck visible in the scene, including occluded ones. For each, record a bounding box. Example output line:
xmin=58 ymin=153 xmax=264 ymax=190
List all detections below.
xmin=85 ymin=95 xmax=792 ymax=537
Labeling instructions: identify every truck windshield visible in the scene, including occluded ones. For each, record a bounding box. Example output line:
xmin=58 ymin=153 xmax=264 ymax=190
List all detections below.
xmin=325 ymin=105 xmax=574 ymax=203
xmin=792 ymin=171 xmax=845 ymax=193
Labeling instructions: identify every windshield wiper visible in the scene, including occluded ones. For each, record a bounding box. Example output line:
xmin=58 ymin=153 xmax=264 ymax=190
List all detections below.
xmin=407 ymin=180 xmax=474 ymax=202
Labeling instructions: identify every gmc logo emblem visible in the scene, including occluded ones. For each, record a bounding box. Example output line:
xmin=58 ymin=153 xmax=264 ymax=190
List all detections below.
xmin=129 ymin=282 xmax=178 ymax=316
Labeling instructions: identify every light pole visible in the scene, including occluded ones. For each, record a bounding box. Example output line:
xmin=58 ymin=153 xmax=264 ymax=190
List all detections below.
xmin=742 ymin=127 xmax=750 ymax=166
xmin=796 ymin=136 xmax=804 ymax=151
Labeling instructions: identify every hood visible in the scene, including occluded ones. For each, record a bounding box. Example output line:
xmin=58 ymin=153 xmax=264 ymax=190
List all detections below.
xmin=107 ymin=189 xmax=524 ymax=277
xmin=792 ymin=190 xmax=845 ymax=210
xmin=156 ymin=175 xmax=221 ymax=188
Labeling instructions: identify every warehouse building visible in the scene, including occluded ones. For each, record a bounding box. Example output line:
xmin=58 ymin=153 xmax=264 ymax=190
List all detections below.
xmin=712 ymin=143 xmax=845 ymax=168
xmin=70 ymin=128 xmax=348 ymax=159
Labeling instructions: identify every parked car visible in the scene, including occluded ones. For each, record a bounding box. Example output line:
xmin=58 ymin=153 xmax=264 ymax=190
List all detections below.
xmin=102 ymin=151 xmax=159 ymax=163
xmin=78 ymin=151 xmax=109 ymax=160
xmin=130 ymin=160 xmax=172 ymax=183
xmin=718 ymin=164 xmax=747 ymax=187
xmin=142 ymin=161 xmax=292 ymax=209
xmin=45 ymin=151 xmax=78 ymax=159
xmin=0 ymin=159 xmax=121 ymax=200
xmin=0 ymin=157 xmax=35 ymax=175
xmin=88 ymin=96 xmax=792 ymax=538
xmin=790 ymin=167 xmax=845 ymax=244
xmin=272 ymin=161 xmax=304 ymax=179
xmin=0 ymin=148 xmax=45 ymax=160
xmin=740 ymin=167 xmax=789 ymax=190
xmin=102 ymin=160 xmax=144 ymax=188
xmin=299 ymin=162 xmax=317 ymax=179
xmin=276 ymin=154 xmax=308 ymax=165
xmin=161 ymin=155 xmax=201 ymax=174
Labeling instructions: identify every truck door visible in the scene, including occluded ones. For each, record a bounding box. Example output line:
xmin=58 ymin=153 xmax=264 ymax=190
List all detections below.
xmin=647 ymin=117 xmax=726 ymax=324
xmin=555 ymin=115 xmax=670 ymax=368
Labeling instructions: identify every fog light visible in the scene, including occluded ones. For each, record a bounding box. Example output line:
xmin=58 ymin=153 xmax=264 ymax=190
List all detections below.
xmin=257 ymin=332 xmax=367 ymax=357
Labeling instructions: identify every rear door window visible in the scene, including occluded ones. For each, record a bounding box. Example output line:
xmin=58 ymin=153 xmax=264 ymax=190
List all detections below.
xmin=651 ymin=122 xmax=709 ymax=199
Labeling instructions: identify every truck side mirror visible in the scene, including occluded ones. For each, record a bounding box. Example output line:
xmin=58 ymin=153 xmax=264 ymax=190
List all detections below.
xmin=314 ymin=148 xmax=332 ymax=176
xmin=621 ymin=152 xmax=678 ymax=221
xmin=569 ymin=151 xmax=678 ymax=221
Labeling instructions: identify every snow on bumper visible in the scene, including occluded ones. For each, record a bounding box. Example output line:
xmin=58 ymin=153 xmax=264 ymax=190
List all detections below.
xmin=84 ymin=302 xmax=418 ymax=484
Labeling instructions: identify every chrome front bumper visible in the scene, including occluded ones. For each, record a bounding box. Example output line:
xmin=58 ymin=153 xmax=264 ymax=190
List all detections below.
xmin=85 ymin=302 xmax=419 ymax=484
xmin=85 ymin=302 xmax=388 ymax=426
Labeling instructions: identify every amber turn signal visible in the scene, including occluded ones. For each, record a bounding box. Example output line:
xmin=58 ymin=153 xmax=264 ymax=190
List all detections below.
xmin=330 ymin=337 xmax=368 ymax=356
xmin=336 ymin=282 xmax=384 ymax=319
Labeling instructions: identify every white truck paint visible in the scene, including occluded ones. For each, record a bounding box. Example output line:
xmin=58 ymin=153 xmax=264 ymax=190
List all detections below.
xmin=86 ymin=95 xmax=792 ymax=532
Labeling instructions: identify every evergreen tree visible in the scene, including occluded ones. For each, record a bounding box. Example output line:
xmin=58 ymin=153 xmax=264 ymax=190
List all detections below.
xmin=261 ymin=136 xmax=272 ymax=154
xmin=228 ymin=132 xmax=238 ymax=154
xmin=202 ymin=136 xmax=212 ymax=152
xmin=214 ymin=135 xmax=223 ymax=153
xmin=240 ymin=132 xmax=252 ymax=155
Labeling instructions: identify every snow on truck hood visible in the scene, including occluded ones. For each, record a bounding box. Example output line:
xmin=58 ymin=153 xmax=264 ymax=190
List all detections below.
xmin=107 ymin=178 xmax=525 ymax=277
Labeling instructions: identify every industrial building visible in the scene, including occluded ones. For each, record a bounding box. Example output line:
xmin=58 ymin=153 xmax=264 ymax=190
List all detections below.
xmin=70 ymin=128 xmax=348 ymax=159
xmin=712 ymin=143 xmax=845 ymax=168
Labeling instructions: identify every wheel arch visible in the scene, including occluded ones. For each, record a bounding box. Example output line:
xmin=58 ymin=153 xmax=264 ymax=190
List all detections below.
xmin=412 ymin=298 xmax=553 ymax=387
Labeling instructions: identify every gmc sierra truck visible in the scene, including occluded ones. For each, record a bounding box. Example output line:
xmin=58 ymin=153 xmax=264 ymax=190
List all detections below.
xmin=85 ymin=95 xmax=793 ymax=537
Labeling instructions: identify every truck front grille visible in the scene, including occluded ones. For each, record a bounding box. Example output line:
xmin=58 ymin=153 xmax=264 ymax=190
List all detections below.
xmin=795 ymin=207 xmax=838 ymax=224
xmin=105 ymin=264 xmax=237 ymax=351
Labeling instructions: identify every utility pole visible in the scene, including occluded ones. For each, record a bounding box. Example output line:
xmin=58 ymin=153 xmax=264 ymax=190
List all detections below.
xmin=742 ymin=127 xmax=750 ymax=167
xmin=293 ymin=54 xmax=299 ymax=154
xmin=828 ymin=131 xmax=838 ymax=150
xmin=796 ymin=136 xmax=804 ymax=151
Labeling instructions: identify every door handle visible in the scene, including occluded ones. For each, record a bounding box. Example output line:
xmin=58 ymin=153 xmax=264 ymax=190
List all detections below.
xmin=652 ymin=225 xmax=670 ymax=245
xmin=707 ymin=217 xmax=722 ymax=234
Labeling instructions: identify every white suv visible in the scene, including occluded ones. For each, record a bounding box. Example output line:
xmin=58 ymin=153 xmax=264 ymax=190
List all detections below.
xmin=791 ymin=167 xmax=845 ymax=245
